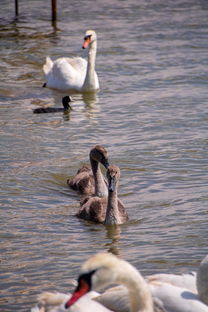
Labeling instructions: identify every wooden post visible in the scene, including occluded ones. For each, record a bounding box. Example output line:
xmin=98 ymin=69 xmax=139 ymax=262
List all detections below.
xmin=51 ymin=0 xmax=57 ymax=22
xmin=15 ymin=0 xmax=19 ymax=16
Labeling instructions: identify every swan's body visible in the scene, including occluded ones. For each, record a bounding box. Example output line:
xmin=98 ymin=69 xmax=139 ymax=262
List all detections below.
xmin=43 ymin=30 xmax=99 ymax=92
xmin=33 ymin=96 xmax=72 ymax=114
xmin=146 ymin=272 xmax=197 ymax=293
xmin=31 ymin=290 xmax=112 ymax=312
xmin=77 ymin=194 xmax=107 ymax=222
xmin=68 ymin=165 xmax=94 ymax=195
xmin=77 ymin=165 xmax=129 ymax=224
xmin=67 ymin=145 xmax=109 ymax=196
xmin=149 ymin=282 xmax=208 ymax=312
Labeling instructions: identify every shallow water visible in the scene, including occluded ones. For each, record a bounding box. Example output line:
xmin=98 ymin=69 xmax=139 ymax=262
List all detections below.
xmin=0 ymin=0 xmax=208 ymax=311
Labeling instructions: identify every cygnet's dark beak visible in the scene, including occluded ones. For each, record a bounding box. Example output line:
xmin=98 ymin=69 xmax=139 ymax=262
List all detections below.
xmin=108 ymin=176 xmax=116 ymax=192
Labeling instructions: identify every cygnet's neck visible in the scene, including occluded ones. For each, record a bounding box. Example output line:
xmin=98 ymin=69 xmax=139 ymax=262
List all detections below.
xmin=104 ymin=183 xmax=122 ymax=225
xmin=90 ymin=157 xmax=107 ymax=197
xmin=82 ymin=40 xmax=97 ymax=91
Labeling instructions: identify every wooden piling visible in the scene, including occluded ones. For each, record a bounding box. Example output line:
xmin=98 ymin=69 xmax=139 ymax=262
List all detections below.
xmin=14 ymin=0 xmax=58 ymax=27
xmin=51 ymin=0 xmax=57 ymax=22
xmin=15 ymin=0 xmax=19 ymax=16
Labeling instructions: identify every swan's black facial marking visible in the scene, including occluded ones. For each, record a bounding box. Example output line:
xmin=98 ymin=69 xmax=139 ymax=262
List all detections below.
xmin=82 ymin=34 xmax=92 ymax=49
xmin=84 ymin=34 xmax=92 ymax=41
xmin=77 ymin=269 xmax=97 ymax=290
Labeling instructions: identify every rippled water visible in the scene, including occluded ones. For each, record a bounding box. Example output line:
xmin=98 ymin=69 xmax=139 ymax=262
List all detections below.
xmin=0 ymin=0 xmax=208 ymax=311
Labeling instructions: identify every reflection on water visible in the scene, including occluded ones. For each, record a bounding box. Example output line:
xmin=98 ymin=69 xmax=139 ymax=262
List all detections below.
xmin=1 ymin=0 xmax=208 ymax=311
xmin=82 ymin=92 xmax=98 ymax=107
xmin=82 ymin=92 xmax=100 ymax=119
xmin=105 ymin=225 xmax=122 ymax=256
xmin=63 ymin=110 xmax=71 ymax=122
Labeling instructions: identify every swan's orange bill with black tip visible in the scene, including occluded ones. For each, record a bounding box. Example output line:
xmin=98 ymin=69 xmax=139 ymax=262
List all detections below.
xmin=82 ymin=35 xmax=91 ymax=49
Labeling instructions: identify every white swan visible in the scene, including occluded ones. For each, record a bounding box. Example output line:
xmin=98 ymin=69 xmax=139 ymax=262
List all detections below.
xmin=43 ymin=30 xmax=99 ymax=92
xmin=65 ymin=252 xmax=165 ymax=312
xmin=31 ymin=254 xmax=208 ymax=312
xmin=146 ymin=271 xmax=197 ymax=293
xmin=31 ymin=253 xmax=165 ymax=312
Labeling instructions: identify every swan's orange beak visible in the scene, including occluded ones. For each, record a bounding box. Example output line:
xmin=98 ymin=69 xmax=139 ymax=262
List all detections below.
xmin=82 ymin=36 xmax=91 ymax=49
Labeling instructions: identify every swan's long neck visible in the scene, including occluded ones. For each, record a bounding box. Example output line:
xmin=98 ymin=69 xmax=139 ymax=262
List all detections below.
xmin=82 ymin=40 xmax=97 ymax=91
xmin=90 ymin=158 xmax=107 ymax=197
xmin=115 ymin=261 xmax=154 ymax=312
xmin=104 ymin=182 xmax=121 ymax=225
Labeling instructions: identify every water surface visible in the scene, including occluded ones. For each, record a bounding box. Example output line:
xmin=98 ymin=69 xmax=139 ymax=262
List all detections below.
xmin=0 ymin=0 xmax=208 ymax=311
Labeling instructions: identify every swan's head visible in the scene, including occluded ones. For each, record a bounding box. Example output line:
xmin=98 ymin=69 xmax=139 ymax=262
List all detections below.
xmin=65 ymin=253 xmax=125 ymax=309
xmin=82 ymin=30 xmax=97 ymax=49
xmin=107 ymin=165 xmax=120 ymax=192
xmin=90 ymin=145 xmax=109 ymax=169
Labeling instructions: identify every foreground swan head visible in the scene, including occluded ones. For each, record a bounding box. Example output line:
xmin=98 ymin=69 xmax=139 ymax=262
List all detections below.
xmin=65 ymin=252 xmax=154 ymax=312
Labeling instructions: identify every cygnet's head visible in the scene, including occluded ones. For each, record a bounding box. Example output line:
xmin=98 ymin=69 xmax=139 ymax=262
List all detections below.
xmin=107 ymin=165 xmax=121 ymax=192
xmin=90 ymin=145 xmax=109 ymax=169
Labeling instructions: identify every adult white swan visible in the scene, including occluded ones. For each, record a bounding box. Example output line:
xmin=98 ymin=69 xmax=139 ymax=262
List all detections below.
xmin=65 ymin=253 xmax=166 ymax=312
xmin=43 ymin=30 xmax=99 ymax=92
xmin=31 ymin=254 xmax=208 ymax=312
xmin=66 ymin=253 xmax=208 ymax=312
xmin=31 ymin=253 xmax=165 ymax=312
